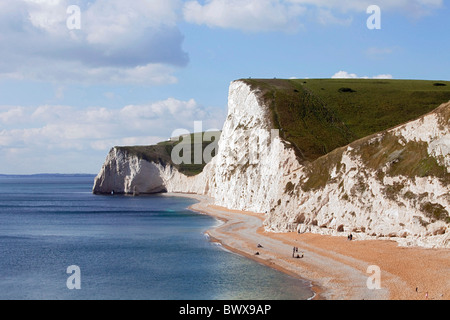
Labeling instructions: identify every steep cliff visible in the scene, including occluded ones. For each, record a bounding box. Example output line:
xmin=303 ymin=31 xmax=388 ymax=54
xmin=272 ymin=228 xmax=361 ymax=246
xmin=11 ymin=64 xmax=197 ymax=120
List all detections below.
xmin=265 ymin=102 xmax=450 ymax=248
xmin=93 ymin=79 xmax=450 ymax=248
xmin=93 ymin=132 xmax=218 ymax=195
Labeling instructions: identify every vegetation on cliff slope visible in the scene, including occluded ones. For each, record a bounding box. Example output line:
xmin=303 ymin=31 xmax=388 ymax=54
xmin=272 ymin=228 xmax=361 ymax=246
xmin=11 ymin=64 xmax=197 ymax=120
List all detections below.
xmin=242 ymin=78 xmax=450 ymax=162
xmin=117 ymin=79 xmax=450 ymax=184
xmin=244 ymin=79 xmax=450 ymax=225
xmin=116 ymin=132 xmax=220 ymax=176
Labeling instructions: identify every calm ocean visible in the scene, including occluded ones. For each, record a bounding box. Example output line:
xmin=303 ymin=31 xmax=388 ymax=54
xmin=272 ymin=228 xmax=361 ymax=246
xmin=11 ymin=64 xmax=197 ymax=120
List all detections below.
xmin=0 ymin=175 xmax=313 ymax=300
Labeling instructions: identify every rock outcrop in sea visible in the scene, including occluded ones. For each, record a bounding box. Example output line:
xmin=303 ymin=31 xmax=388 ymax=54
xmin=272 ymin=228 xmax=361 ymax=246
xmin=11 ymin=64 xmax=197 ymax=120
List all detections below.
xmin=93 ymin=80 xmax=450 ymax=248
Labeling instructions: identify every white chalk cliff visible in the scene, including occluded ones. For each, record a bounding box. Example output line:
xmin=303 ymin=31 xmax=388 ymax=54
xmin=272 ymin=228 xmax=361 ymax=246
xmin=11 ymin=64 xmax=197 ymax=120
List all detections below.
xmin=93 ymin=80 xmax=450 ymax=248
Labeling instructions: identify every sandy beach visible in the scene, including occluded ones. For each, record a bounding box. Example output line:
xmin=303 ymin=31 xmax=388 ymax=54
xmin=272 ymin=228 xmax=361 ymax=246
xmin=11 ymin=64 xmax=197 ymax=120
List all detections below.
xmin=165 ymin=193 xmax=450 ymax=300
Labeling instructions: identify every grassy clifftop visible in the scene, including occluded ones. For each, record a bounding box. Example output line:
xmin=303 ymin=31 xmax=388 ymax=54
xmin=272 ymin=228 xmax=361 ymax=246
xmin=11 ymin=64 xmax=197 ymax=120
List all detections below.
xmin=242 ymin=78 xmax=450 ymax=162
xmin=116 ymin=132 xmax=220 ymax=176
xmin=115 ymin=78 xmax=450 ymax=179
xmin=245 ymin=79 xmax=450 ymax=228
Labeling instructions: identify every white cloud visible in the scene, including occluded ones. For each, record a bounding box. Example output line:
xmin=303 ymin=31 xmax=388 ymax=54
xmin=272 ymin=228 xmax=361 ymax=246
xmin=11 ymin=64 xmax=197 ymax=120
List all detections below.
xmin=289 ymin=0 xmax=442 ymax=14
xmin=84 ymin=0 xmax=179 ymax=45
xmin=316 ymin=8 xmax=353 ymax=26
xmin=332 ymin=71 xmax=359 ymax=79
xmin=332 ymin=71 xmax=393 ymax=79
xmin=1 ymin=99 xmax=223 ymax=149
xmin=108 ymin=64 xmax=179 ymax=85
xmin=371 ymin=74 xmax=394 ymax=79
xmin=0 ymin=107 xmax=26 ymax=124
xmin=0 ymin=0 xmax=187 ymax=84
xmin=0 ymin=98 xmax=226 ymax=173
xmin=184 ymin=0 xmax=307 ymax=32
xmin=0 ymin=59 xmax=179 ymax=85
xmin=183 ymin=0 xmax=443 ymax=32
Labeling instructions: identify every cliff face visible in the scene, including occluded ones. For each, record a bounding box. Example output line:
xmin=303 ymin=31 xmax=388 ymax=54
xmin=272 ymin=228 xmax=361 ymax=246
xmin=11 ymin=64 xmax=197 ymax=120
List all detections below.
xmin=93 ymin=80 xmax=450 ymax=248
xmin=207 ymin=81 xmax=301 ymax=213
xmin=93 ymin=148 xmax=165 ymax=194
xmin=266 ymin=102 xmax=450 ymax=248
xmin=92 ymin=147 xmax=209 ymax=195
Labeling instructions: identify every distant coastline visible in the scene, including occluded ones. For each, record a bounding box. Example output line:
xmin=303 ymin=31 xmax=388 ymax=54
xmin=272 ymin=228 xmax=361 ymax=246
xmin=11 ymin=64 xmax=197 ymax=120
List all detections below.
xmin=0 ymin=173 xmax=97 ymax=178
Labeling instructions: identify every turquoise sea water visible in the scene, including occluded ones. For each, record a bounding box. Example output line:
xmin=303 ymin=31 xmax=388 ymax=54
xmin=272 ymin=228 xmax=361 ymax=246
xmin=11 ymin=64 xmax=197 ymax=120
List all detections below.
xmin=0 ymin=175 xmax=313 ymax=300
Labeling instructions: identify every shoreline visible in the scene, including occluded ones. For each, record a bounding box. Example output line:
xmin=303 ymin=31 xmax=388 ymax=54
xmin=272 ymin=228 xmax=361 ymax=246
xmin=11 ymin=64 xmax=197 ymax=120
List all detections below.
xmin=163 ymin=192 xmax=450 ymax=300
xmin=205 ymin=232 xmax=320 ymax=300
xmin=162 ymin=193 xmax=321 ymax=300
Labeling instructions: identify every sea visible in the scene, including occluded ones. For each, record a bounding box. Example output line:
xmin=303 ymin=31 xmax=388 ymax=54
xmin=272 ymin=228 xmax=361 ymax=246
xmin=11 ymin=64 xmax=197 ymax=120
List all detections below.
xmin=0 ymin=175 xmax=313 ymax=300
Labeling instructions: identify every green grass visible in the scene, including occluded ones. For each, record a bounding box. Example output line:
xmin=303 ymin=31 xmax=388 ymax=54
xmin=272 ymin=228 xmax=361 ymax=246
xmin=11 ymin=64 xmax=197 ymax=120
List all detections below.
xmin=300 ymin=147 xmax=346 ymax=192
xmin=240 ymin=79 xmax=450 ymax=194
xmin=117 ymin=78 xmax=450 ymax=182
xmin=355 ymin=133 xmax=449 ymax=181
xmin=242 ymin=78 xmax=450 ymax=162
xmin=299 ymin=129 xmax=449 ymax=193
xmin=116 ymin=131 xmax=221 ymax=176
xmin=421 ymin=202 xmax=450 ymax=223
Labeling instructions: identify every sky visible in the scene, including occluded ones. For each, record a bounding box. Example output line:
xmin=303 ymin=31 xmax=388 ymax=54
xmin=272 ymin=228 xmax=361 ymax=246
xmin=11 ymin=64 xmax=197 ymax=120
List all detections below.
xmin=0 ymin=0 xmax=449 ymax=174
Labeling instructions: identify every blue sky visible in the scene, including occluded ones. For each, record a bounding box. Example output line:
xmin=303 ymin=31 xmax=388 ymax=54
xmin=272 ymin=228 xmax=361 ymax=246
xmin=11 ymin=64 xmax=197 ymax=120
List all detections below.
xmin=0 ymin=0 xmax=449 ymax=174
